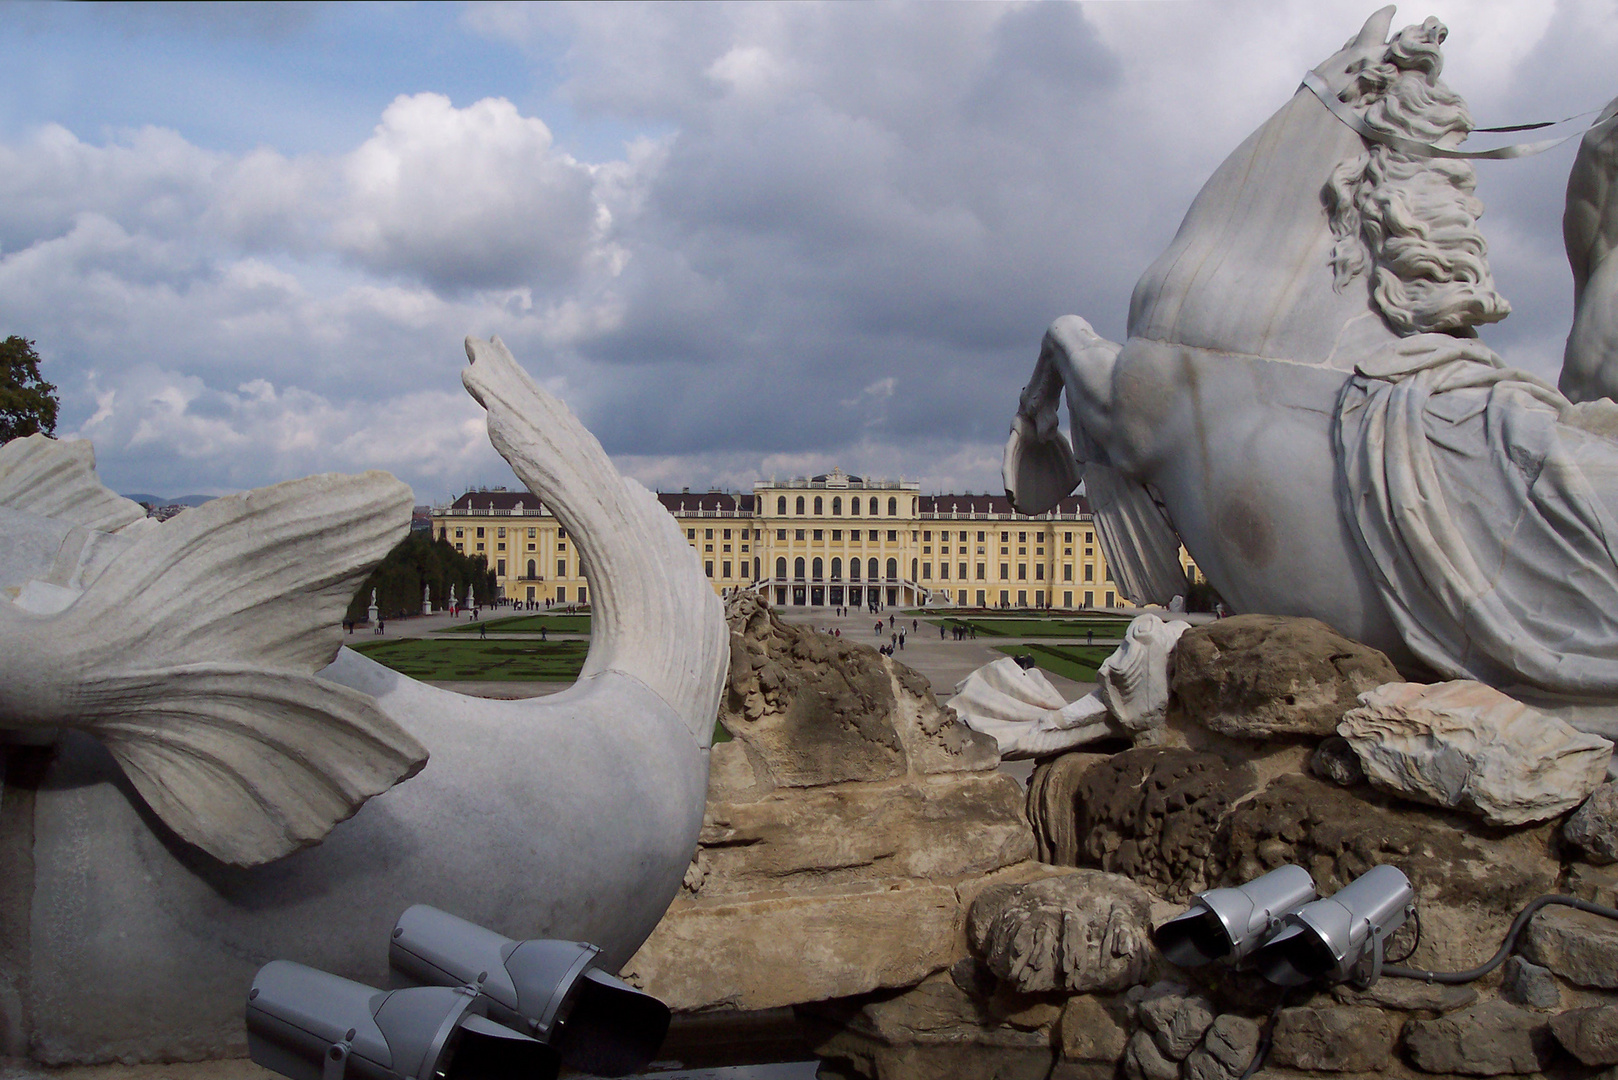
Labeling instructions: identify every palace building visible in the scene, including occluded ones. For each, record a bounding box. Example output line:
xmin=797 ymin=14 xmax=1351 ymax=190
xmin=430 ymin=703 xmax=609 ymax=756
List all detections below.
xmin=430 ymin=467 xmax=1202 ymax=609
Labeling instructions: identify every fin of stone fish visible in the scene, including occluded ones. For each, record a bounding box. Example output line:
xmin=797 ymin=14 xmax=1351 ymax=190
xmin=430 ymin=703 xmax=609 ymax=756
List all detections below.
xmin=47 ymin=469 xmax=428 ymax=865
xmin=0 ymin=434 xmax=148 ymax=534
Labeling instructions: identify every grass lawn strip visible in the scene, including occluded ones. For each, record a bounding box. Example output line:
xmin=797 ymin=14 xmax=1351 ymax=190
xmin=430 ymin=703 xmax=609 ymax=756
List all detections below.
xmin=440 ymin=614 xmax=592 ymax=634
xmin=929 ymin=616 xmax=1133 ymax=639
xmin=991 ymin=642 xmax=1115 ymax=684
xmin=350 ymin=638 xmax=589 ymax=681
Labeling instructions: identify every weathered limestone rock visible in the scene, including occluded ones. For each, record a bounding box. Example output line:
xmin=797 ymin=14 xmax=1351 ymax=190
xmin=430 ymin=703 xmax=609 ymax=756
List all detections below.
xmin=1071 ymin=748 xmax=1256 ymax=900
xmin=1169 ymin=615 xmax=1400 ymax=739
xmin=967 ymin=870 xmax=1155 ymax=993
xmin=1057 ymin=995 xmax=1128 ymax=1065
xmin=1137 ymin=987 xmax=1214 ymax=1060
xmin=1569 ymin=862 xmax=1618 ymax=908
xmin=1340 ymin=681 xmax=1614 ymax=826
xmin=628 ymin=598 xmax=1039 ymax=1015
xmin=1269 ymin=1004 xmax=1395 ymax=1072
xmin=697 ymin=772 xmax=1035 ymax=895
xmin=1124 ymin=1029 xmax=1180 ymax=1080
xmin=1566 ymin=781 xmax=1618 ymax=865
xmin=1520 ymin=905 xmax=1618 ymax=989
xmin=1332 ymin=980 xmax=1477 ymax=1016
xmin=1182 ymin=1014 xmax=1260 ymax=1080
xmin=1027 ymin=752 xmax=1110 ymax=865
xmin=800 ymin=975 xmax=1058 ymax=1080
xmin=1552 ymin=1003 xmax=1618 ymax=1066
xmin=1499 ymin=956 xmax=1561 ymax=1011
xmin=1222 ymin=773 xmax=1558 ymax=914
xmin=625 ymin=882 xmax=962 ymax=1012
xmin=722 ymin=594 xmax=997 ymax=786
xmin=1309 ymin=736 xmax=1364 ymax=787
xmin=1403 ymin=1000 xmax=1556 ymax=1075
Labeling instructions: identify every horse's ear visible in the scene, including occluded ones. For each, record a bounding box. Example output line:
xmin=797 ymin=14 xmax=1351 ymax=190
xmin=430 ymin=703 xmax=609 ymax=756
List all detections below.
xmin=1351 ymin=6 xmax=1396 ymax=49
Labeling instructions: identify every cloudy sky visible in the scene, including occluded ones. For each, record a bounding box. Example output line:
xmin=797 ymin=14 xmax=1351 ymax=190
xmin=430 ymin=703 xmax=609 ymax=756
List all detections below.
xmin=4 ymin=1 xmax=1615 ymax=503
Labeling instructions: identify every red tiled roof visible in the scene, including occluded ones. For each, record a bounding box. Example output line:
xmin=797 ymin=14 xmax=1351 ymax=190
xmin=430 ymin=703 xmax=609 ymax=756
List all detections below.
xmin=657 ymin=492 xmax=756 ymax=514
xmin=448 ymin=490 xmax=543 ymax=512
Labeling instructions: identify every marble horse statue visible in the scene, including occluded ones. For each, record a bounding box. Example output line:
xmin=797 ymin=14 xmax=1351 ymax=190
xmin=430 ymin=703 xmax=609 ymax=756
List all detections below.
xmin=0 ymin=338 xmax=727 ymax=1062
xmin=1006 ymin=7 xmax=1618 ymax=713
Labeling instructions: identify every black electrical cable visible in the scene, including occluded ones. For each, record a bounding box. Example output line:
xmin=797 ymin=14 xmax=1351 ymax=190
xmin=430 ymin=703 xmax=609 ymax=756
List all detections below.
xmin=1384 ymin=894 xmax=1618 ymax=984
xmin=1384 ymin=905 xmax=1420 ymax=966
xmin=1238 ymin=987 xmax=1291 ymax=1080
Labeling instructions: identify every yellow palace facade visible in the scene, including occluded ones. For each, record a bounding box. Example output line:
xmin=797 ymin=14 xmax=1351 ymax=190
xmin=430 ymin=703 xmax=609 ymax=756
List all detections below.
xmin=430 ymin=467 xmax=1201 ymax=610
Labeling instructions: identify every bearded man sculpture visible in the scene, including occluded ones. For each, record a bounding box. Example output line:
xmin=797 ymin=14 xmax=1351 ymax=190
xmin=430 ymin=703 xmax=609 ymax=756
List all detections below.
xmin=1007 ymin=7 xmax=1618 ymax=717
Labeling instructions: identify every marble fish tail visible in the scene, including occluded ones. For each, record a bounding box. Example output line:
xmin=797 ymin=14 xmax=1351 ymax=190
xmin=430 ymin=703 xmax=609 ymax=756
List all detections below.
xmin=0 ymin=467 xmax=427 ymax=866
xmin=460 ymin=335 xmax=727 ymax=745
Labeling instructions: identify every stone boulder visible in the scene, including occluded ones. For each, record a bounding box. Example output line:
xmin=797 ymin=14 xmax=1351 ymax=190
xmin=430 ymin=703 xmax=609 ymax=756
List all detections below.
xmin=721 ymin=593 xmax=998 ymax=786
xmin=1551 ymin=1003 xmax=1618 ymax=1066
xmin=1169 ymin=615 xmax=1399 ymax=740
xmin=966 ymin=870 xmax=1156 ymax=994
xmin=1269 ymin=1004 xmax=1396 ymax=1073
xmin=1339 ymin=681 xmax=1614 ymax=826
xmin=1026 ymin=752 xmax=1110 ymax=865
xmin=800 ymin=974 xmax=1058 ymax=1080
xmin=626 ymin=598 xmax=1038 ymax=1013
xmin=1068 ymin=748 xmax=1256 ymax=901
xmin=1566 ymin=781 xmax=1618 ymax=865
xmin=1402 ymin=1000 xmax=1556 ymax=1076
xmin=1520 ymin=905 xmax=1618 ymax=989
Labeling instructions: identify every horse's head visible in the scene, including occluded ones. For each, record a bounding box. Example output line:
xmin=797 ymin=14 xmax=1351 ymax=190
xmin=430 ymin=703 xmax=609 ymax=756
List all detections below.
xmin=1126 ymin=7 xmax=1508 ymax=369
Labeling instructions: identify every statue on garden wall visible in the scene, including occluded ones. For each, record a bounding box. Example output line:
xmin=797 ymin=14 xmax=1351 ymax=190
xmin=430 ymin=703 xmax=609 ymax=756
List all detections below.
xmin=1005 ymin=6 xmax=1618 ymax=714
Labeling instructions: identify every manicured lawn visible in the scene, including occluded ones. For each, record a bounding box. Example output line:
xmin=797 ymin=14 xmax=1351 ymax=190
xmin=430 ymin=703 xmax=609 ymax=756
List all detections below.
xmin=991 ymin=642 xmax=1116 ymax=683
xmin=930 ymin=616 xmax=1134 ymax=639
xmin=350 ymin=638 xmax=589 ymax=680
xmin=439 ymin=614 xmax=592 ymax=634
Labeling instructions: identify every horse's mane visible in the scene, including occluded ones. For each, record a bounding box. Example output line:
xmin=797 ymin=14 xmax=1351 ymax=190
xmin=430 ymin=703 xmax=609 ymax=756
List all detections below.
xmin=1323 ymin=17 xmax=1511 ymax=335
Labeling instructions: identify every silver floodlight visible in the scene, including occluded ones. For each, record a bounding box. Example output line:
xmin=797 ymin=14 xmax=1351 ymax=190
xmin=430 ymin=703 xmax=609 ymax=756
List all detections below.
xmin=1251 ymin=864 xmax=1415 ymax=987
xmin=389 ymin=904 xmax=669 ymax=1078
xmin=246 ymin=960 xmax=556 ymax=1080
xmin=1153 ymin=864 xmax=1318 ymax=967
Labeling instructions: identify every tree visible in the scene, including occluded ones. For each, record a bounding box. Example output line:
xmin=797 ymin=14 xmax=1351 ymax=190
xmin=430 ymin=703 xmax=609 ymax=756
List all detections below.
xmin=348 ymin=531 xmax=500 ymax=622
xmin=0 ymin=336 xmax=58 ymax=442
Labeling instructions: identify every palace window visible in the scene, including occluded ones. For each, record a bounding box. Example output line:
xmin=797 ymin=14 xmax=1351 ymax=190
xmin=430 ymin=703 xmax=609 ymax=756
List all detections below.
xmin=1036 ymin=565 xmax=1044 ymax=580
xmin=1085 ymin=565 xmax=1095 ymax=581
xmin=778 ymin=496 xmax=787 ymax=514
xmin=850 ymin=560 xmax=861 ymax=580
xmin=778 ymin=529 xmax=787 ymax=540
xmin=832 ymin=497 xmax=842 ymax=515
xmin=887 ymin=530 xmax=897 ymax=542
xmin=832 ymin=530 xmax=841 ymax=540
xmin=831 ymin=557 xmax=842 ymax=580
xmin=812 ymin=557 xmax=824 ymax=579
xmin=813 ymin=529 xmax=823 ymax=540
xmin=923 ymin=531 xmax=931 ymax=541
xmin=796 ymin=496 xmax=805 ymax=514
xmin=922 ymin=563 xmax=932 ymax=579
xmin=558 ymin=560 xmax=567 ymax=577
xmin=1064 ymin=565 xmax=1073 ymax=581
xmin=497 ymin=527 xmax=505 ymax=538
xmin=497 ymin=543 xmax=505 ymax=551
xmin=795 ymin=557 xmax=806 ymax=580
xmin=888 ymin=497 xmax=897 ymax=515
xmin=886 ymin=557 xmax=898 ymax=580
xmin=723 ymin=529 xmax=731 ymax=539
xmin=476 ymin=527 xmax=485 ymax=538
xmin=1019 ymin=532 xmax=1026 ymax=543
xmin=688 ymin=529 xmax=696 ymax=539
xmin=497 ymin=559 xmax=506 ymax=575
xmin=776 ymin=557 xmax=787 ymax=578
xmin=814 ymin=496 xmax=823 ymax=515
xmin=960 ymin=563 xmax=968 ymax=580
xmin=869 ymin=529 xmax=878 ymax=540
xmin=722 ymin=562 xmax=731 ymax=578
xmin=1018 ymin=565 xmax=1027 ymax=580
xmin=1000 ymin=563 xmax=1009 ymax=579
xmin=851 ymin=497 xmax=861 ymax=515
xmin=796 ymin=529 xmax=805 ymax=540
xmin=705 ymin=562 xmax=713 ymax=577
xmin=868 ymin=557 xmax=879 ymax=579
xmin=705 ymin=528 xmax=713 ymax=539
xmin=527 ymin=559 xmax=536 ymax=578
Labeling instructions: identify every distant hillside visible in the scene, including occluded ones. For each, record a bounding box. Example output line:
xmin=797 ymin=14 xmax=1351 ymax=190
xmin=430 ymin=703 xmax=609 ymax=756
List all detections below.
xmin=123 ymin=493 xmax=217 ymax=507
